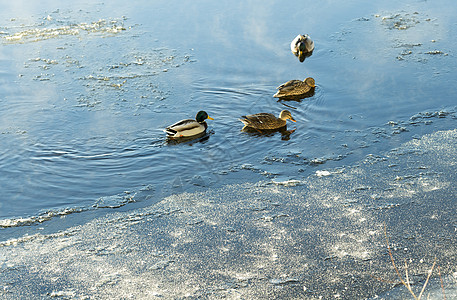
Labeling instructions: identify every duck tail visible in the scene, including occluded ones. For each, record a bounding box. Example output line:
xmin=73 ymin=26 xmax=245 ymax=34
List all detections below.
xmin=239 ymin=117 xmax=249 ymax=126
xmin=164 ymin=127 xmax=177 ymax=137
xmin=273 ymin=92 xmax=280 ymax=98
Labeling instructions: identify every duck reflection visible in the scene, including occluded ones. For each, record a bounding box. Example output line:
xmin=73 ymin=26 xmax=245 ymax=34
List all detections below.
xmin=297 ymin=51 xmax=313 ymax=62
xmin=241 ymin=126 xmax=296 ymax=141
xmin=166 ymin=132 xmax=210 ymax=145
xmin=277 ymin=91 xmax=315 ymax=102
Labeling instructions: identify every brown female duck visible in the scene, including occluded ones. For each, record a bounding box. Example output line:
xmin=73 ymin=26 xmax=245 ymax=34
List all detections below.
xmin=239 ymin=110 xmax=296 ymax=130
xmin=273 ymin=77 xmax=315 ymax=99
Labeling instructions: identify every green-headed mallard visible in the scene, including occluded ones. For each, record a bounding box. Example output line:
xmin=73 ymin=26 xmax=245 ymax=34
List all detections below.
xmin=291 ymin=34 xmax=314 ymax=62
xmin=239 ymin=110 xmax=296 ymax=130
xmin=165 ymin=111 xmax=214 ymax=138
xmin=273 ymin=77 xmax=315 ymax=99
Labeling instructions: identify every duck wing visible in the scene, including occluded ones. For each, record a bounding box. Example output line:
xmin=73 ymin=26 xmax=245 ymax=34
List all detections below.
xmin=290 ymin=35 xmax=302 ymax=53
xmin=277 ymin=80 xmax=302 ymax=90
xmin=240 ymin=113 xmax=284 ymax=130
xmin=274 ymin=80 xmax=306 ymax=97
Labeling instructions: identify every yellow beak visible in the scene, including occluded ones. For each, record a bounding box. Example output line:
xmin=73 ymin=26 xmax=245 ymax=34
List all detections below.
xmin=207 ymin=116 xmax=214 ymax=120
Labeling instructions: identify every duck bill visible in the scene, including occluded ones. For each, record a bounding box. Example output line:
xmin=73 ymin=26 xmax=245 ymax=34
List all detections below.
xmin=207 ymin=116 xmax=214 ymax=120
xmin=290 ymin=118 xmax=296 ymax=122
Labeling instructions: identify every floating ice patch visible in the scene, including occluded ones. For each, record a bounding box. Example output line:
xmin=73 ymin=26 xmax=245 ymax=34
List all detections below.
xmin=316 ymin=170 xmax=331 ymax=177
xmin=271 ymin=179 xmax=303 ymax=186
xmin=379 ymin=12 xmax=421 ymax=30
xmin=371 ymin=11 xmax=448 ymax=62
xmin=2 ymin=19 xmax=127 ymax=44
xmin=93 ymin=192 xmax=135 ymax=209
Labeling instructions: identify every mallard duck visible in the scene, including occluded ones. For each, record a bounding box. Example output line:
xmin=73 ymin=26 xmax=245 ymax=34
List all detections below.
xmin=165 ymin=111 xmax=214 ymax=138
xmin=239 ymin=110 xmax=296 ymax=130
xmin=273 ymin=77 xmax=315 ymax=99
xmin=291 ymin=34 xmax=314 ymax=62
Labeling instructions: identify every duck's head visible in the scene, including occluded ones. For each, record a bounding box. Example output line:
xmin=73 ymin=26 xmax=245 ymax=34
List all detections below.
xmin=296 ymin=35 xmax=314 ymax=62
xmin=196 ymin=111 xmax=214 ymax=123
xmin=279 ymin=110 xmax=296 ymax=122
xmin=304 ymin=77 xmax=315 ymax=87
xmin=297 ymin=40 xmax=307 ymax=55
xmin=299 ymin=34 xmax=313 ymax=49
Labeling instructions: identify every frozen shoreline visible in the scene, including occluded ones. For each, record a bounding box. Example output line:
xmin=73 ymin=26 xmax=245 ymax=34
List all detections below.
xmin=1 ymin=129 xmax=457 ymax=299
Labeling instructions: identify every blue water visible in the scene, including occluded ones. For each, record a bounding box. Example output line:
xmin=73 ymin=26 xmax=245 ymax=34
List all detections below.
xmin=0 ymin=0 xmax=456 ymax=224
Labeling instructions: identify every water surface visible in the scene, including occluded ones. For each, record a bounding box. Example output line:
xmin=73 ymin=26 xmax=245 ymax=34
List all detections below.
xmin=1 ymin=0 xmax=455 ymax=222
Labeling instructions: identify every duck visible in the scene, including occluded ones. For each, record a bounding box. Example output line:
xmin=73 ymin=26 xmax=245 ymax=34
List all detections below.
xmin=239 ymin=110 xmax=296 ymax=130
xmin=290 ymin=34 xmax=314 ymax=62
xmin=165 ymin=111 xmax=214 ymax=138
xmin=273 ymin=77 xmax=315 ymax=99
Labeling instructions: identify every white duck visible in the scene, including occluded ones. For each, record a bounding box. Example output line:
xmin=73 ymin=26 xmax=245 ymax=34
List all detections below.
xmin=290 ymin=34 xmax=314 ymax=62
